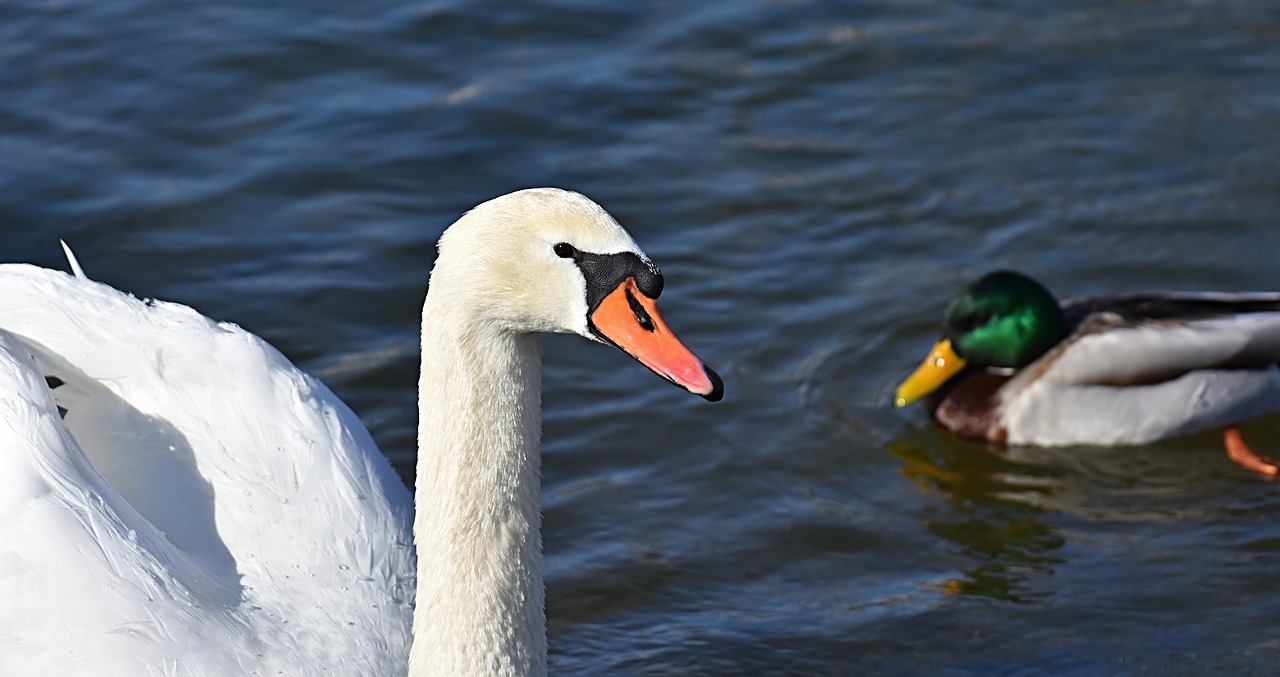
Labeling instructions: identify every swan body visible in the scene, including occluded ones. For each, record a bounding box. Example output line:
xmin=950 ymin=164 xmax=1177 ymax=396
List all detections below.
xmin=896 ymin=271 xmax=1280 ymax=449
xmin=0 ymin=188 xmax=721 ymax=676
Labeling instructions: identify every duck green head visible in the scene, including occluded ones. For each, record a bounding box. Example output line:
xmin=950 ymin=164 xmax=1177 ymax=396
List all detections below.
xmin=894 ymin=270 xmax=1065 ymax=407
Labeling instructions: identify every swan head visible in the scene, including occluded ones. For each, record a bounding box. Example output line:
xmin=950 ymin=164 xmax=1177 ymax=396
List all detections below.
xmin=431 ymin=188 xmax=723 ymax=401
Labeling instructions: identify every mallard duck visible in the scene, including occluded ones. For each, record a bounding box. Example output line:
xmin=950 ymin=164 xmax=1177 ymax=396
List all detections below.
xmin=895 ymin=270 xmax=1280 ymax=476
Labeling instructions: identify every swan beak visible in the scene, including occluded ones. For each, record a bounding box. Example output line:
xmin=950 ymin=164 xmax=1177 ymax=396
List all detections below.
xmin=894 ymin=339 xmax=966 ymax=407
xmin=590 ymin=278 xmax=724 ymax=402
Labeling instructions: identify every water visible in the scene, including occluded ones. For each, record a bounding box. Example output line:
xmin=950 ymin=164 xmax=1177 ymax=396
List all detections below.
xmin=4 ymin=0 xmax=1280 ymax=673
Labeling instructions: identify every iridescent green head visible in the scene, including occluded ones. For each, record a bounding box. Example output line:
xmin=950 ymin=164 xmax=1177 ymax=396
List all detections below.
xmin=943 ymin=270 xmax=1065 ymax=369
xmin=895 ymin=270 xmax=1064 ymax=407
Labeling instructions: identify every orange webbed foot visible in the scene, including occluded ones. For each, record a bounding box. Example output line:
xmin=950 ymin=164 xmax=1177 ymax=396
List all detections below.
xmin=1224 ymin=427 xmax=1279 ymax=478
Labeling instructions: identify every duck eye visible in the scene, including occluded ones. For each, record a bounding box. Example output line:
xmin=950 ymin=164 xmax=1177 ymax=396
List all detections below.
xmin=553 ymin=243 xmax=576 ymax=258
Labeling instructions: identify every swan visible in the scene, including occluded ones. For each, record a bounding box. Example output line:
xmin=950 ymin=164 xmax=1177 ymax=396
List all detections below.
xmin=0 ymin=188 xmax=722 ymax=676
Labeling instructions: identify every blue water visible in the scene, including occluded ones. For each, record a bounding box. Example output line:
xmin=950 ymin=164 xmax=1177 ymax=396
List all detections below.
xmin=4 ymin=0 xmax=1280 ymax=673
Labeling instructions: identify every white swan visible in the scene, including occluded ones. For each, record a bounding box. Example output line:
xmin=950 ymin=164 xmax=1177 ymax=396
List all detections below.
xmin=0 ymin=188 xmax=722 ymax=676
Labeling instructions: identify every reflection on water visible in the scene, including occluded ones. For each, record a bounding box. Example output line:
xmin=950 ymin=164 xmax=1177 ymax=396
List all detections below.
xmin=890 ymin=438 xmax=1065 ymax=603
xmin=887 ymin=417 xmax=1280 ymax=656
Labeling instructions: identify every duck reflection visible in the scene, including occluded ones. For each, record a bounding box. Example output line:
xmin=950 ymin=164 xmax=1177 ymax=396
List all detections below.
xmin=888 ymin=435 xmax=1066 ymax=603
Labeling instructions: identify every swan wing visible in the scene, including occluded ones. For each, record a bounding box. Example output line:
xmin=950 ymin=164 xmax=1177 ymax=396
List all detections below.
xmin=0 ymin=264 xmax=414 ymax=675
xmin=0 ymin=329 xmax=256 ymax=674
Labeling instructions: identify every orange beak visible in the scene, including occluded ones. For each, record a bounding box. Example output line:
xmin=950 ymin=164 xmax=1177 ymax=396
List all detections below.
xmin=589 ymin=277 xmax=723 ymax=401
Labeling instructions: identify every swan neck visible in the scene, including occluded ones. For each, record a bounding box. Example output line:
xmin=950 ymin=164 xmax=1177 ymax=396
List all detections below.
xmin=409 ymin=296 xmax=546 ymax=677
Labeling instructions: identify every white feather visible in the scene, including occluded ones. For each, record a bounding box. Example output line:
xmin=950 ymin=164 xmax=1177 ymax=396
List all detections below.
xmin=0 ymin=266 xmax=414 ymax=676
xmin=60 ymin=239 xmax=87 ymax=280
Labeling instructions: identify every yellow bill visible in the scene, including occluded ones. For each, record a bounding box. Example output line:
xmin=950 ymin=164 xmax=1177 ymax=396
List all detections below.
xmin=894 ymin=339 xmax=967 ymax=407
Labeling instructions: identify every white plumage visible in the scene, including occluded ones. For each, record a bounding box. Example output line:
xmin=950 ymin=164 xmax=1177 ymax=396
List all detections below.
xmin=0 ymin=265 xmax=415 ymax=675
xmin=0 ymin=188 xmax=719 ymax=677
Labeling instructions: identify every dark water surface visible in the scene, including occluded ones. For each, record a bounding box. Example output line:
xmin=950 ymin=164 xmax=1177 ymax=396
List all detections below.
xmin=5 ymin=0 xmax=1280 ymax=674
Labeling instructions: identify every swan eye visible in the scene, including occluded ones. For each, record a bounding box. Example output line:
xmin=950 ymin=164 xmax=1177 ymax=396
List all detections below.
xmin=554 ymin=243 xmax=576 ymax=258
